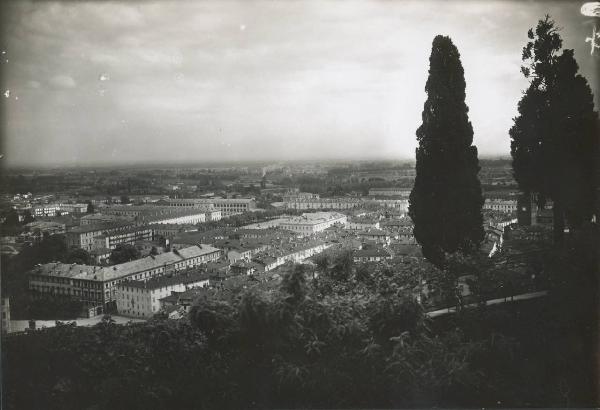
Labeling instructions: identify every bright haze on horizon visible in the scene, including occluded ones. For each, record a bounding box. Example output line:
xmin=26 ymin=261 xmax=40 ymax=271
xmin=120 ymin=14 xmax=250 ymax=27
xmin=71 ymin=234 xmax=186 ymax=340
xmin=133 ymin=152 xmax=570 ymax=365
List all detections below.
xmin=1 ymin=0 xmax=597 ymax=168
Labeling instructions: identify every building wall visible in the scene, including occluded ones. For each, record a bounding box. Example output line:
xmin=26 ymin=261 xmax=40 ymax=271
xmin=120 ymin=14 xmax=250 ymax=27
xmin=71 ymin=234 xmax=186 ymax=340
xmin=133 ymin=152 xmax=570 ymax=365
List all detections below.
xmin=285 ymin=200 xmax=360 ymax=210
xmin=116 ymin=279 xmax=209 ymax=318
xmin=28 ymin=248 xmax=222 ymax=312
xmin=483 ymin=200 xmax=518 ymax=213
xmin=66 ymin=229 xmax=104 ymax=251
xmin=279 ymin=215 xmax=347 ymax=234
xmin=32 ymin=204 xmax=61 ymax=217
xmin=93 ymin=227 xmax=154 ymax=250
xmin=346 ymin=221 xmax=380 ymax=230
xmin=153 ymin=213 xmax=206 ymax=225
xmin=29 ymin=274 xmax=106 ymax=308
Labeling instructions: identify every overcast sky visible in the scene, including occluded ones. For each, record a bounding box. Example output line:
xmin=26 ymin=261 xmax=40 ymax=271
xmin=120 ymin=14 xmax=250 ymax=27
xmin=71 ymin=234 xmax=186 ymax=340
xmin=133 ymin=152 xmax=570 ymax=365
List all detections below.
xmin=1 ymin=0 xmax=598 ymax=168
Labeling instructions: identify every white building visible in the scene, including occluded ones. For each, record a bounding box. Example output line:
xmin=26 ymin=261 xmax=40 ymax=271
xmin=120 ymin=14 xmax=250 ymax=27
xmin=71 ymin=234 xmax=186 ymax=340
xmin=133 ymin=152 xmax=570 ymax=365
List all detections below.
xmin=278 ymin=212 xmax=347 ymax=235
xmin=483 ymin=199 xmax=518 ymax=213
xmin=345 ymin=218 xmax=380 ymax=230
xmin=284 ymin=198 xmax=361 ymax=210
xmin=32 ymin=204 xmax=61 ymax=217
xmin=116 ymin=271 xmax=210 ymax=318
xmin=252 ymin=241 xmax=331 ymax=271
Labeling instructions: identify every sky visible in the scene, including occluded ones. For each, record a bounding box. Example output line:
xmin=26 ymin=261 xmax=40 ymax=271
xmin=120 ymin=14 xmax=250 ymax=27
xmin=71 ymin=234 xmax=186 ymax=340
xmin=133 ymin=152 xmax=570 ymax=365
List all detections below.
xmin=0 ymin=0 xmax=598 ymax=168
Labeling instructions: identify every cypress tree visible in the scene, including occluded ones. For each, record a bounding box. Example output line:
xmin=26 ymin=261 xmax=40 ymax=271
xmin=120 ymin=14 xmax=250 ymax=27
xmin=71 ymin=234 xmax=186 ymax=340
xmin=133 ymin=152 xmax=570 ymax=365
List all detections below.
xmin=510 ymin=16 xmax=599 ymax=243
xmin=409 ymin=35 xmax=484 ymax=267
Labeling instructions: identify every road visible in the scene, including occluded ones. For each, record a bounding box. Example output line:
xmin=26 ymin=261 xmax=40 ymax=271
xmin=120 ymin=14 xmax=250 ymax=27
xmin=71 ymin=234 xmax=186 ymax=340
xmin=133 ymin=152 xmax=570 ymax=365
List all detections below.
xmin=426 ymin=290 xmax=548 ymax=318
xmin=8 ymin=315 xmax=146 ymax=333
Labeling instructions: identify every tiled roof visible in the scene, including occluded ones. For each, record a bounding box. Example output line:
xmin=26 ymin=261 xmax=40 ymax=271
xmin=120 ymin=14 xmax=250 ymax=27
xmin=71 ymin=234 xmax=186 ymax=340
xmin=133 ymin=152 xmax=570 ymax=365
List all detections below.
xmin=119 ymin=270 xmax=211 ymax=290
xmin=67 ymin=221 xmax=131 ymax=234
xmin=31 ymin=245 xmax=221 ymax=282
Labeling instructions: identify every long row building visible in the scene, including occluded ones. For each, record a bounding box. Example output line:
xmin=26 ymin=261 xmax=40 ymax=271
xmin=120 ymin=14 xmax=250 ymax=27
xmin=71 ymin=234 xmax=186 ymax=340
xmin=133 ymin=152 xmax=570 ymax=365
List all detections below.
xmin=28 ymin=244 xmax=222 ymax=315
xmin=155 ymin=198 xmax=256 ymax=216
xmin=283 ymin=196 xmax=408 ymax=212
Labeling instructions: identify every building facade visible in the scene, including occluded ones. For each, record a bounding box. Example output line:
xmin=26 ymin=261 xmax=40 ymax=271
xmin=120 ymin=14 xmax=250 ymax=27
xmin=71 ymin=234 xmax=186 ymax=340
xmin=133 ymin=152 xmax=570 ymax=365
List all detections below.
xmin=284 ymin=198 xmax=361 ymax=210
xmin=28 ymin=245 xmax=222 ymax=313
xmin=93 ymin=226 xmax=154 ymax=250
xmin=483 ymin=199 xmax=518 ymax=213
xmin=278 ymin=212 xmax=347 ymax=234
xmin=116 ymin=271 xmax=211 ymax=318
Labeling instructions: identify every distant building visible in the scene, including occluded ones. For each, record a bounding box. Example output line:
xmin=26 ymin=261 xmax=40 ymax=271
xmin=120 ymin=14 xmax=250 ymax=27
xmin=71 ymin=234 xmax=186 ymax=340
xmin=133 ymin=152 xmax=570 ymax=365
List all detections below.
xmin=251 ymin=241 xmax=331 ymax=272
xmin=32 ymin=204 xmax=61 ymax=217
xmin=28 ymin=245 xmax=222 ymax=314
xmin=483 ymin=199 xmax=518 ymax=213
xmin=90 ymin=248 xmax=112 ymax=265
xmin=80 ymin=213 xmax=134 ymax=226
xmin=92 ymin=226 xmax=154 ymax=250
xmin=205 ymin=210 xmax=223 ymax=221
xmin=211 ymin=198 xmax=256 ymax=216
xmin=363 ymin=198 xmax=409 ymax=211
xmin=65 ymin=222 xmax=134 ymax=251
xmin=353 ymin=247 xmax=392 ymax=263
xmin=59 ymin=203 xmax=88 ymax=214
xmin=230 ymin=260 xmax=260 ymax=276
xmin=368 ymin=188 xmax=411 ymax=197
xmin=101 ymin=205 xmax=212 ymax=225
xmin=154 ymin=198 xmax=216 ymax=210
xmin=284 ymin=197 xmax=361 ymax=210
xmin=282 ymin=192 xmax=320 ymax=202
xmin=32 ymin=203 xmax=88 ymax=217
xmin=150 ymin=224 xmax=198 ymax=240
xmin=23 ymin=221 xmax=66 ymax=237
xmin=225 ymin=242 xmax=271 ymax=263
xmin=158 ymin=287 xmax=208 ymax=315
xmin=155 ymin=198 xmax=247 ymax=218
xmin=116 ymin=270 xmax=211 ymax=318
xmin=345 ymin=217 xmax=380 ymax=231
xmin=278 ymin=212 xmax=347 ymax=234
xmin=395 ymin=226 xmax=416 ymax=244
xmin=358 ymin=229 xmax=391 ymax=244
xmin=142 ymin=210 xmax=207 ymax=225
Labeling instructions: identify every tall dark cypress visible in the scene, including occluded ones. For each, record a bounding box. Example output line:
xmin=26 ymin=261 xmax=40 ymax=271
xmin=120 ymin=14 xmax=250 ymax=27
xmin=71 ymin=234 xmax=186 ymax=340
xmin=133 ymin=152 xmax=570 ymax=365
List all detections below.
xmin=409 ymin=35 xmax=484 ymax=267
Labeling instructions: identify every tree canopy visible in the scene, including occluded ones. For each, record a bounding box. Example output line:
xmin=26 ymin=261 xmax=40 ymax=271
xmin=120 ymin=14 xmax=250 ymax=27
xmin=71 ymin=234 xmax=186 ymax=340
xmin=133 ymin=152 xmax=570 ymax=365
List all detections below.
xmin=510 ymin=15 xmax=599 ymax=242
xmin=109 ymin=244 xmax=141 ymax=264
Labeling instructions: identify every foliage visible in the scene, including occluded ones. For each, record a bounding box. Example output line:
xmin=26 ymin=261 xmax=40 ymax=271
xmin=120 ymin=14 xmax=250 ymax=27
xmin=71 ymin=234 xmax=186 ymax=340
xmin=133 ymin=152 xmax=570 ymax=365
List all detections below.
xmin=510 ymin=15 xmax=599 ymax=243
xmin=409 ymin=35 xmax=484 ymax=267
xmin=22 ymin=210 xmax=35 ymax=224
xmin=65 ymin=247 xmax=94 ymax=265
xmin=109 ymin=244 xmax=141 ymax=264
xmin=4 ymin=230 xmax=599 ymax=408
xmin=1 ymin=208 xmax=23 ymax=235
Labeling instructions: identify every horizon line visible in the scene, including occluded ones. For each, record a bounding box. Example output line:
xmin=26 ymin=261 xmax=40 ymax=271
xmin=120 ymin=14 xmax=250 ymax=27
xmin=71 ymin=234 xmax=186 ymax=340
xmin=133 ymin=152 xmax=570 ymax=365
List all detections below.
xmin=1 ymin=154 xmax=513 ymax=172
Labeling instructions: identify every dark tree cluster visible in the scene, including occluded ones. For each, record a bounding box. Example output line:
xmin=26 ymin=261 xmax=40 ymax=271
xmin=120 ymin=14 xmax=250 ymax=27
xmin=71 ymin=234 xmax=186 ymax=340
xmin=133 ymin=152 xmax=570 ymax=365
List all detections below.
xmin=510 ymin=16 xmax=599 ymax=243
xmin=109 ymin=244 xmax=141 ymax=264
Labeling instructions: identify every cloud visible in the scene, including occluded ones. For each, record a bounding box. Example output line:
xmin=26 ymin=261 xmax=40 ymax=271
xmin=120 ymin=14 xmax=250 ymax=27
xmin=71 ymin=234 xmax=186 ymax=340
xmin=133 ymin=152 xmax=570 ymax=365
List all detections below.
xmin=1 ymin=0 xmax=597 ymax=167
xmin=49 ymin=74 xmax=76 ymax=88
